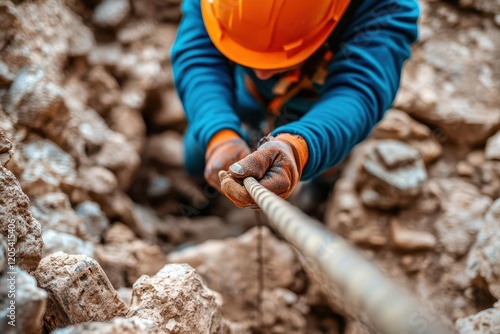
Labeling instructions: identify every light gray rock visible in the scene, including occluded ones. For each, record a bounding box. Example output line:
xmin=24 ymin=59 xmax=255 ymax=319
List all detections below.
xmin=168 ymin=227 xmax=301 ymax=324
xmin=0 ymin=59 xmax=15 ymax=87
xmin=395 ymin=3 xmax=500 ymax=146
xmin=4 ymin=67 xmax=68 ymax=129
xmin=127 ymin=264 xmax=225 ymax=333
xmin=118 ymin=19 xmax=157 ymax=44
xmin=34 ymin=252 xmax=129 ymax=332
xmin=93 ymin=0 xmax=131 ymax=28
xmin=19 ymin=138 xmax=78 ymax=196
xmin=455 ymin=307 xmax=500 ymax=333
xmin=358 ymin=140 xmax=427 ymax=210
xmin=486 ymin=130 xmax=500 ymax=161
xmin=42 ymin=230 xmax=95 ymax=257
xmin=30 ymin=192 xmax=87 ymax=238
xmin=459 ymin=0 xmax=500 ymax=14
xmin=466 ymin=199 xmax=500 ymax=299
xmin=53 ymin=317 xmax=159 ymax=334
xmin=431 ymin=179 xmax=492 ymax=256
xmin=371 ymin=109 xmax=443 ymax=164
xmin=0 ymin=267 xmax=47 ymax=334
xmin=144 ymin=131 xmax=184 ymax=168
xmin=75 ymin=201 xmax=110 ymax=241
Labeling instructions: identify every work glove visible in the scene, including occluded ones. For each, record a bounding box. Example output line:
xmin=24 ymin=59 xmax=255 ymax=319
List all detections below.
xmin=204 ymin=130 xmax=251 ymax=190
xmin=219 ymin=133 xmax=309 ymax=208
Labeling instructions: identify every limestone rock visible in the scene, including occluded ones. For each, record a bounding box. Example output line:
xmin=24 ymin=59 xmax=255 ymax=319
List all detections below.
xmin=145 ymin=131 xmax=184 ymax=168
xmin=358 ymin=140 xmax=428 ymax=210
xmin=19 ymin=138 xmax=78 ymax=196
xmin=0 ymin=129 xmax=12 ymax=153
xmin=93 ymin=0 xmax=131 ymax=28
xmin=168 ymin=227 xmax=301 ymax=323
xmin=0 ymin=165 xmax=43 ymax=272
xmin=4 ymin=67 xmax=68 ymax=129
xmin=108 ymin=105 xmax=146 ymax=153
xmin=30 ymin=192 xmax=87 ymax=238
xmin=88 ymin=43 xmax=124 ymax=68
xmin=459 ymin=0 xmax=500 ymax=14
xmin=151 ymin=89 xmax=186 ymax=126
xmin=85 ymin=66 xmax=121 ymax=116
xmin=0 ymin=59 xmax=15 ymax=87
xmin=455 ymin=307 xmax=500 ymax=333
xmin=372 ymin=109 xmax=443 ymax=164
xmin=53 ymin=317 xmax=159 ymax=334
xmin=58 ymin=106 xmax=110 ymax=164
xmin=90 ymin=132 xmax=140 ymax=191
xmin=131 ymin=204 xmax=184 ymax=245
xmin=118 ymin=19 xmax=157 ymax=45
xmin=395 ymin=3 xmax=500 ymax=145
xmin=0 ymin=267 xmax=47 ymax=334
xmin=95 ymin=238 xmax=167 ymax=288
xmin=131 ymin=0 xmax=182 ymax=22
xmin=0 ymin=129 xmax=13 ymax=167
xmin=77 ymin=165 xmax=118 ymax=197
xmin=75 ymin=201 xmax=110 ymax=242
xmin=390 ymin=220 xmax=437 ymax=251
xmin=127 ymin=264 xmax=225 ymax=333
xmin=466 ymin=199 xmax=500 ymax=299
xmin=34 ymin=252 xmax=128 ymax=332
xmin=42 ymin=230 xmax=95 ymax=257
xmin=485 ymin=130 xmax=500 ymax=161
xmin=0 ymin=0 xmax=94 ymax=79
xmin=431 ymin=179 xmax=492 ymax=256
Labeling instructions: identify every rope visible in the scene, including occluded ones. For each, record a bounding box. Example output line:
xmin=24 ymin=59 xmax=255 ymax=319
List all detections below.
xmin=243 ymin=177 xmax=449 ymax=334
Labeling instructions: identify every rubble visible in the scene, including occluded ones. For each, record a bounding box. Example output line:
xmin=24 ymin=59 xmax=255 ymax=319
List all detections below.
xmin=395 ymin=2 xmax=500 ymax=146
xmin=390 ymin=219 xmax=437 ymax=251
xmin=127 ymin=264 xmax=226 ymax=333
xmin=466 ymin=199 xmax=500 ymax=299
xmin=455 ymin=306 xmax=500 ymax=333
xmin=95 ymin=223 xmax=168 ymax=288
xmin=19 ymin=138 xmax=77 ymax=196
xmin=0 ymin=0 xmax=498 ymax=332
xmin=0 ymin=267 xmax=47 ymax=334
xmin=93 ymin=0 xmax=131 ymax=28
xmin=431 ymin=178 xmax=492 ymax=256
xmin=30 ymin=192 xmax=87 ymax=238
xmin=168 ymin=227 xmax=302 ymax=325
xmin=357 ymin=140 xmax=428 ymax=210
xmin=371 ymin=109 xmax=443 ymax=164
xmin=42 ymin=230 xmax=95 ymax=258
xmin=75 ymin=201 xmax=110 ymax=242
xmin=53 ymin=317 xmax=159 ymax=334
xmin=34 ymin=252 xmax=129 ymax=332
xmin=0 ymin=165 xmax=43 ymax=272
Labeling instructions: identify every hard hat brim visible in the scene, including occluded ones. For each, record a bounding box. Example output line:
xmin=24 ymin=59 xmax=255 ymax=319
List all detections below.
xmin=201 ymin=0 xmax=340 ymax=70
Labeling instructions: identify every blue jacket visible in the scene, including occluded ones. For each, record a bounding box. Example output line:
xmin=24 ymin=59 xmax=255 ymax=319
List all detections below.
xmin=172 ymin=0 xmax=419 ymax=180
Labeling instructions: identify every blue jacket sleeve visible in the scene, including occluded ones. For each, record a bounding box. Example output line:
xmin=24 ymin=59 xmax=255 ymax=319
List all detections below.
xmin=171 ymin=0 xmax=243 ymax=151
xmin=271 ymin=0 xmax=420 ymax=180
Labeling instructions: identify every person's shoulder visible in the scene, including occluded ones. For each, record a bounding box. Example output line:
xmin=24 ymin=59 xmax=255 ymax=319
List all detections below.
xmin=354 ymin=0 xmax=419 ymax=16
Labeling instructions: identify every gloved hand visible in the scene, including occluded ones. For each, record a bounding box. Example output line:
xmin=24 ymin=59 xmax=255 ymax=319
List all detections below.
xmin=219 ymin=133 xmax=308 ymax=208
xmin=204 ymin=130 xmax=251 ymax=190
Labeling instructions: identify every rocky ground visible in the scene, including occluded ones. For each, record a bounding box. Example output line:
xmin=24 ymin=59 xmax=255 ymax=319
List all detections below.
xmin=1 ymin=0 xmax=500 ymax=333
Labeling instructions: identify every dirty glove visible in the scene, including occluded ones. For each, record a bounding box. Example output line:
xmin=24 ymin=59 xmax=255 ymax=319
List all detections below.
xmin=204 ymin=130 xmax=251 ymax=190
xmin=219 ymin=134 xmax=308 ymax=208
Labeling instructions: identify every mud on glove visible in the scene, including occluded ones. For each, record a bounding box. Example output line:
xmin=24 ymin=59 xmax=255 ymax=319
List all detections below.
xmin=204 ymin=130 xmax=251 ymax=191
xmin=219 ymin=133 xmax=309 ymax=208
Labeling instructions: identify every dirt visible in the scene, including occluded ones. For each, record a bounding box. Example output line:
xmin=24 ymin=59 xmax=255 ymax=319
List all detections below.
xmin=0 ymin=0 xmax=499 ymax=333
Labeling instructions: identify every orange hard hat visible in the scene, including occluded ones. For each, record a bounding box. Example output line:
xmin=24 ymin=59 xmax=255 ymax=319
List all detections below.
xmin=201 ymin=0 xmax=352 ymax=70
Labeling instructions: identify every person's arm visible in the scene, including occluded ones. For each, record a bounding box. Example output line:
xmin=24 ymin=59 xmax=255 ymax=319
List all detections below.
xmin=171 ymin=0 xmax=243 ymax=151
xmin=271 ymin=0 xmax=420 ymax=180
